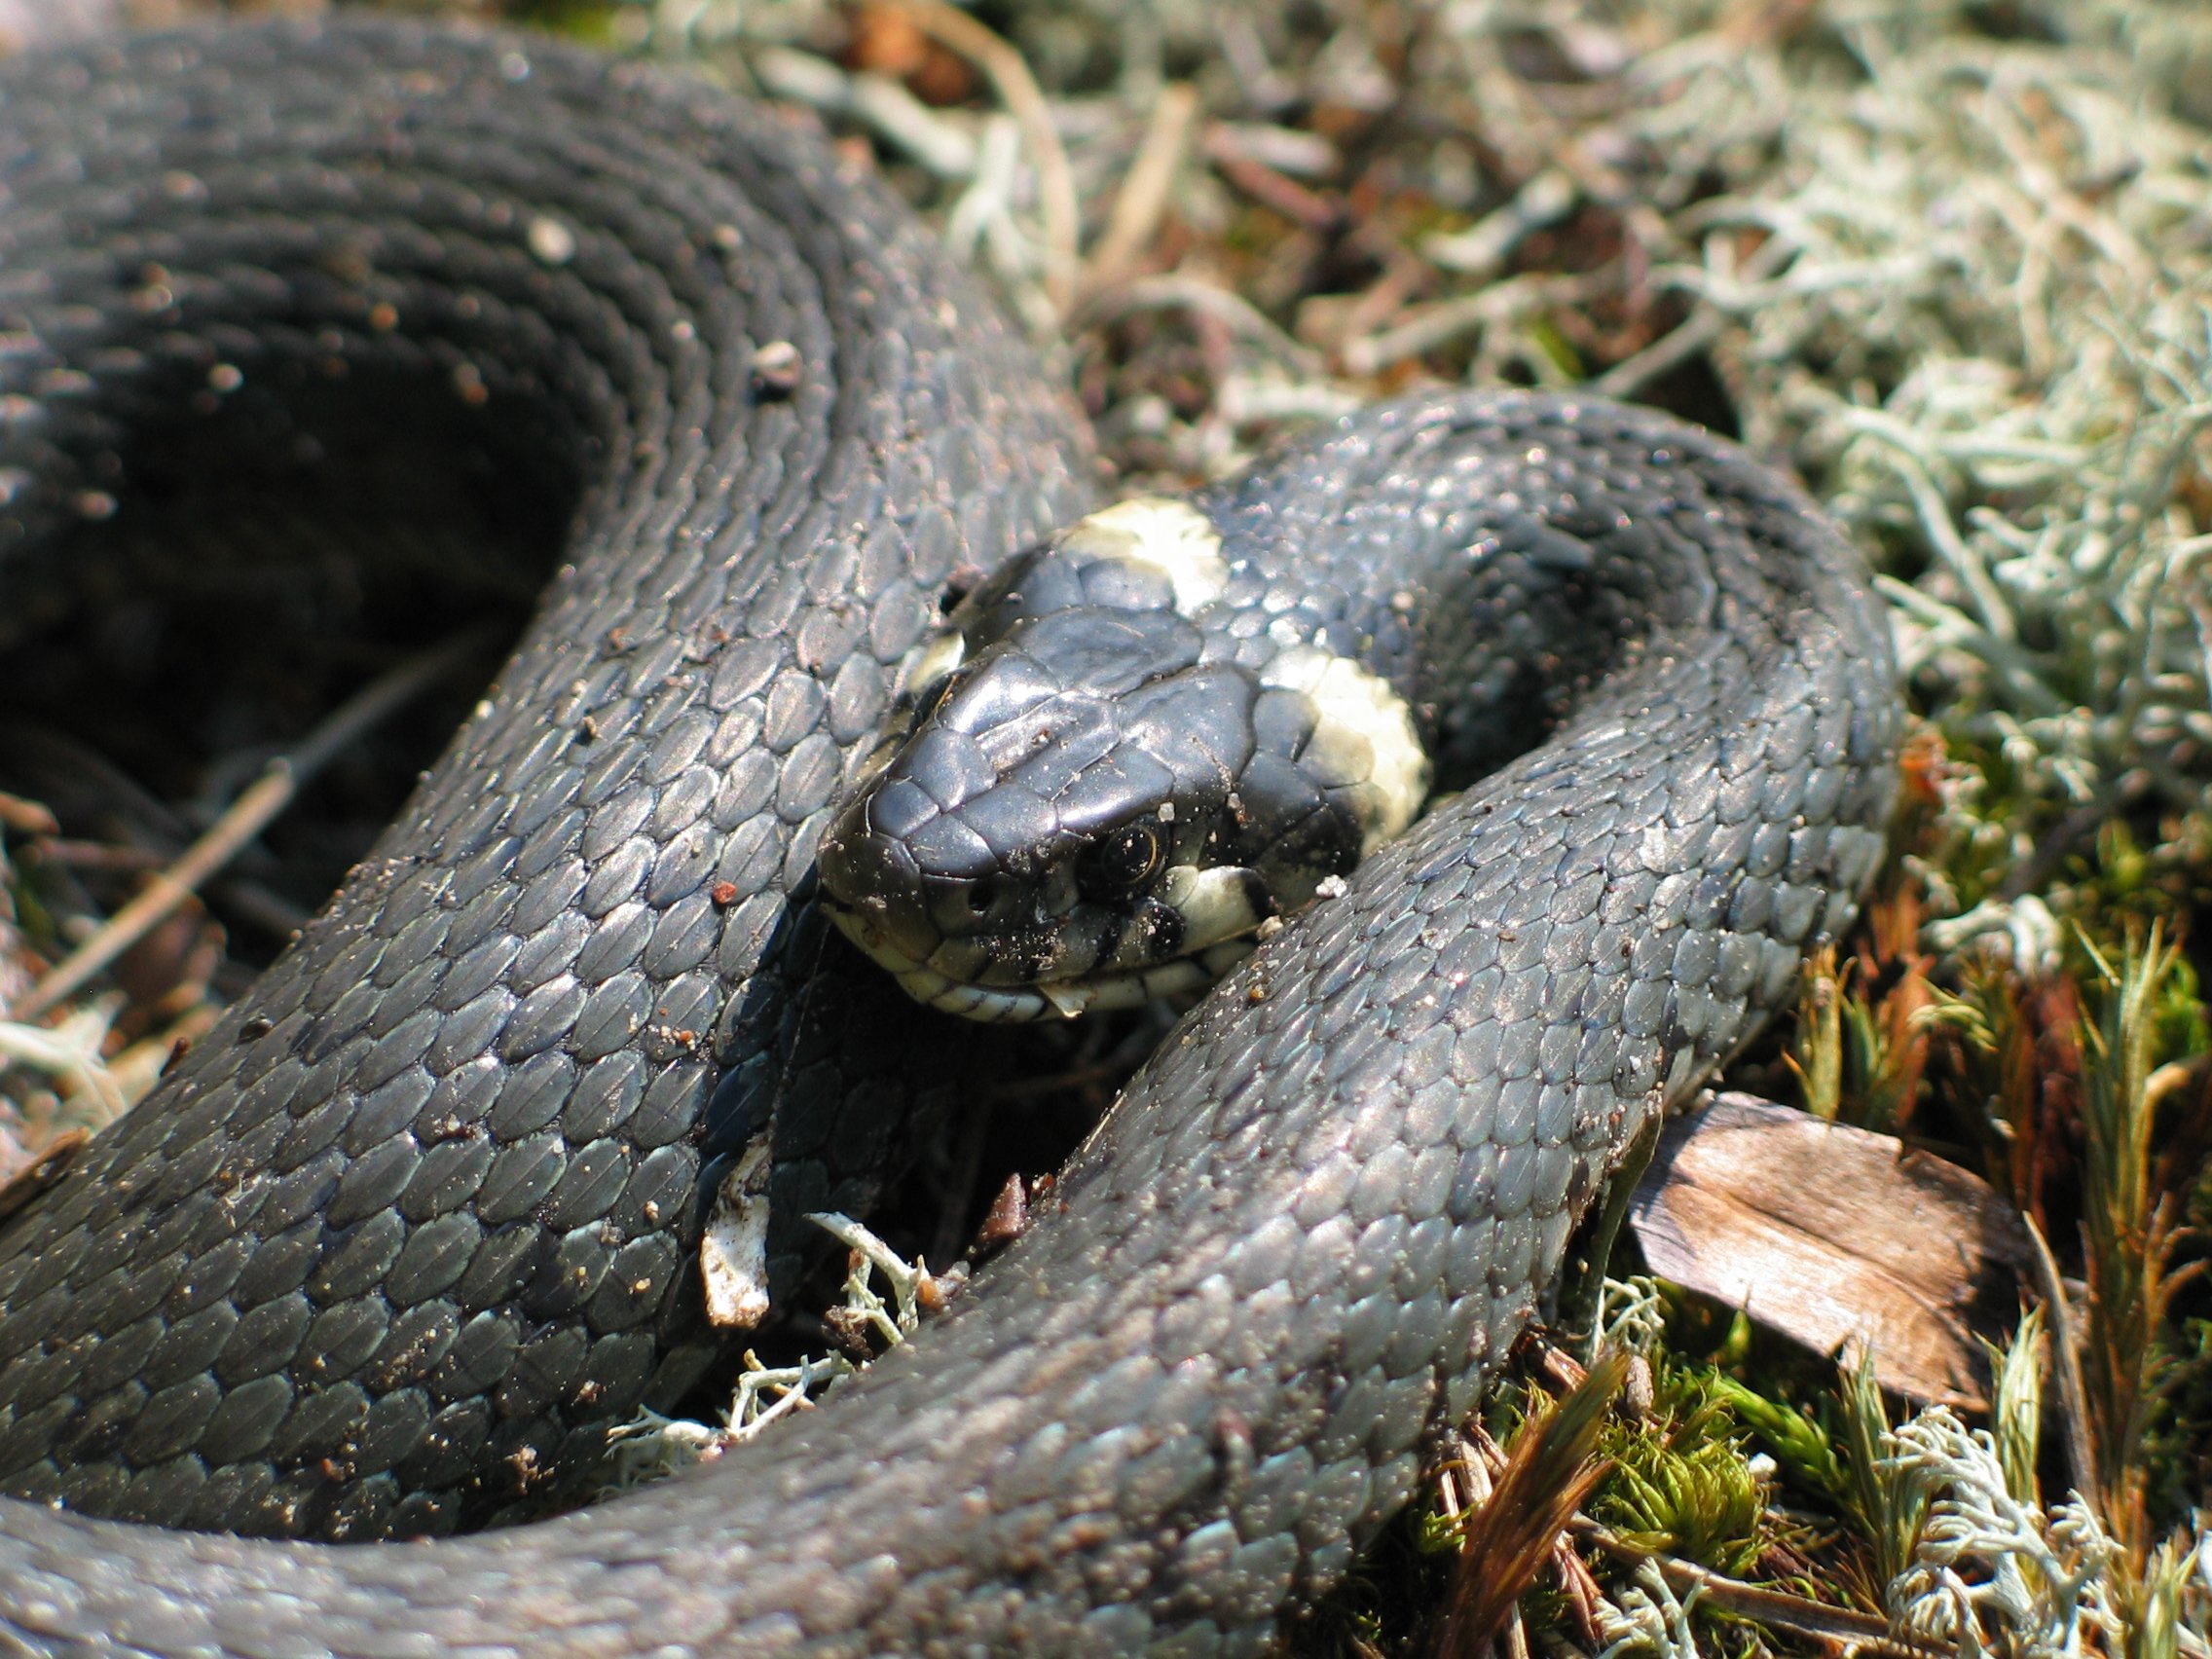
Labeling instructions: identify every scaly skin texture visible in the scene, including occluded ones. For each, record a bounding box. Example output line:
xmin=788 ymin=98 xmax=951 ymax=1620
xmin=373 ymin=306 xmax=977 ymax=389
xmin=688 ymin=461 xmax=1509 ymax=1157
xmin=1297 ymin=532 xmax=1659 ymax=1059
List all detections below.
xmin=0 ymin=18 xmax=1093 ymax=1541
xmin=0 ymin=18 xmax=1900 ymax=1657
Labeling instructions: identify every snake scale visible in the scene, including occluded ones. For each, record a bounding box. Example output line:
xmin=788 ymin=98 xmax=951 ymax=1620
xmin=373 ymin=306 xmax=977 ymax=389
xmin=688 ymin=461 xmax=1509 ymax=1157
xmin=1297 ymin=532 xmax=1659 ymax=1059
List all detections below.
xmin=0 ymin=17 xmax=1902 ymax=1657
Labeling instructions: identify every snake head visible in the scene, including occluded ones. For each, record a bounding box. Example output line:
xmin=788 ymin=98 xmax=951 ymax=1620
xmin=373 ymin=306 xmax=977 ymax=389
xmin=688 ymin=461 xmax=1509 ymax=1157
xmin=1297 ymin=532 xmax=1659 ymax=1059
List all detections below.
xmin=816 ymin=498 xmax=1432 ymax=1020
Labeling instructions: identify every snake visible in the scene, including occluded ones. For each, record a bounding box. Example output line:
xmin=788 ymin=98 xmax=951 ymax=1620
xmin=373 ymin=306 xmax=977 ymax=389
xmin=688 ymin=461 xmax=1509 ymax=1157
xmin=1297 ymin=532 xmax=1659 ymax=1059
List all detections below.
xmin=0 ymin=16 xmax=1903 ymax=1657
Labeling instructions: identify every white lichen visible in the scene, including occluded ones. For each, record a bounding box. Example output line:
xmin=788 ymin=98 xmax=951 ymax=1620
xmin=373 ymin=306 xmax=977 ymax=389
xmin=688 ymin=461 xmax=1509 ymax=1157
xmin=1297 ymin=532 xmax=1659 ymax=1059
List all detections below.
xmin=604 ymin=1213 xmax=940 ymax=1487
xmin=1883 ymin=1408 xmax=2120 ymax=1659
xmin=1594 ymin=1557 xmax=1705 ymax=1659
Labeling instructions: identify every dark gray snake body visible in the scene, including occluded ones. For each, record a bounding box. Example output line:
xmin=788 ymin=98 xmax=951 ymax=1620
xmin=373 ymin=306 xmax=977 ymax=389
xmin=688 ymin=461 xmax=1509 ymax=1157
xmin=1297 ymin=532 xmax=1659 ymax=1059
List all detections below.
xmin=0 ymin=18 xmax=1901 ymax=1656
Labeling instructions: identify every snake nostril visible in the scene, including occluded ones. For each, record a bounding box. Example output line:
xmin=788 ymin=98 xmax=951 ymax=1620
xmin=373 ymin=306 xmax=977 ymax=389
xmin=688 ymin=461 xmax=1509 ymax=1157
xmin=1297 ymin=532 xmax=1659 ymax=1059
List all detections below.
xmin=967 ymin=878 xmax=1001 ymax=916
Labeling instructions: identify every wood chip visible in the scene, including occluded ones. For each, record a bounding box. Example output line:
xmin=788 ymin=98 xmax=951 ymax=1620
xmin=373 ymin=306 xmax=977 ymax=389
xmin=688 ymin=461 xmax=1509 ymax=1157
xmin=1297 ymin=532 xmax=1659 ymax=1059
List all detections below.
xmin=1629 ymin=1091 xmax=2033 ymax=1408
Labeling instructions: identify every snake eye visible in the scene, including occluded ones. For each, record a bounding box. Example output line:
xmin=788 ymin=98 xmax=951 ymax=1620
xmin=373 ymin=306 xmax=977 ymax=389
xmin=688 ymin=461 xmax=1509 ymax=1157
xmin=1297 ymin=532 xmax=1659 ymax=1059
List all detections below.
xmin=1079 ymin=822 xmax=1164 ymax=899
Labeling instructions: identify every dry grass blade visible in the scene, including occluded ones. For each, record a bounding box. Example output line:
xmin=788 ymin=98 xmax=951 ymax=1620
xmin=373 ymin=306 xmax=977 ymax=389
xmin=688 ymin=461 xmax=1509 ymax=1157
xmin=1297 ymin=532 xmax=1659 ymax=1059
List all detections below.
xmin=1435 ymin=1350 xmax=1628 ymax=1659
xmin=1080 ymin=81 xmax=1198 ymax=299
xmin=11 ymin=766 xmax=296 ymax=1025
xmin=0 ymin=794 xmax=55 ymax=836
xmin=9 ymin=629 xmax=491 ymax=1025
xmin=1569 ymin=1518 xmax=1948 ymax=1659
xmin=895 ymin=0 xmax=1078 ymax=314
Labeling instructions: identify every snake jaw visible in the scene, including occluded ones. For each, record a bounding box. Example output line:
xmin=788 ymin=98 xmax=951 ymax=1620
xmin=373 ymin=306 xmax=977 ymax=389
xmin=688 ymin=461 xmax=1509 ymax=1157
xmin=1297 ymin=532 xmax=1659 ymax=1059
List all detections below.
xmin=817 ymin=872 xmax=1246 ymax=1022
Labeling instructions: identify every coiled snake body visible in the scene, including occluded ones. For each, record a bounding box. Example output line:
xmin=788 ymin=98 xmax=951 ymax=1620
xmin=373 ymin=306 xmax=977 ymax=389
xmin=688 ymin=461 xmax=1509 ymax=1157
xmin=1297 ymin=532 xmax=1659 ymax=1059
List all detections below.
xmin=0 ymin=19 xmax=1901 ymax=1656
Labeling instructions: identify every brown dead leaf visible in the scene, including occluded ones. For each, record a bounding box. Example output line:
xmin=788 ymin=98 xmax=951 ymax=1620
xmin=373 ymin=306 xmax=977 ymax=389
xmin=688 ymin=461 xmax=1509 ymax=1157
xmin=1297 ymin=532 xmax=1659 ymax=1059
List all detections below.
xmin=1629 ymin=1092 xmax=2033 ymax=1408
xmin=847 ymin=4 xmax=978 ymax=106
xmin=109 ymin=888 xmax=223 ymax=1030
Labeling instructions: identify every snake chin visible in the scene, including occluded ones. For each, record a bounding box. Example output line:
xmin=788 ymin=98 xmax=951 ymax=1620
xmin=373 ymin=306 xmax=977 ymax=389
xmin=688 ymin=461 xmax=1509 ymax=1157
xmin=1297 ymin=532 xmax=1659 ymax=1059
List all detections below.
xmin=820 ymin=887 xmax=1260 ymax=1022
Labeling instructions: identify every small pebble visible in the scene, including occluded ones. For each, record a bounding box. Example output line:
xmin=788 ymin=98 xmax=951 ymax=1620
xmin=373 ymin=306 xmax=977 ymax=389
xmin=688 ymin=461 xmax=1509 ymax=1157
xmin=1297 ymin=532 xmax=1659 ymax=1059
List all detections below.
xmin=751 ymin=340 xmax=803 ymax=397
xmin=528 ymin=216 xmax=577 ymax=265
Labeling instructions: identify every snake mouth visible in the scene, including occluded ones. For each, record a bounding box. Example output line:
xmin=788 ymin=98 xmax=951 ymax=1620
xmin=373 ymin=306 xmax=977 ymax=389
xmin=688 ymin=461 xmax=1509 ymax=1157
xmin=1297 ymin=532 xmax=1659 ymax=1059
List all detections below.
xmin=817 ymin=785 xmax=1280 ymax=1022
xmin=820 ymin=892 xmax=1258 ymax=1021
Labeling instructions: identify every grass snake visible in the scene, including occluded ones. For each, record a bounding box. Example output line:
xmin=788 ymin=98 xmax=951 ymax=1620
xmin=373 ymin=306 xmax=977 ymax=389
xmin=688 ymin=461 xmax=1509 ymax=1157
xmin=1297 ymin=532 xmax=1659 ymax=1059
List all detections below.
xmin=0 ymin=18 xmax=1902 ymax=1656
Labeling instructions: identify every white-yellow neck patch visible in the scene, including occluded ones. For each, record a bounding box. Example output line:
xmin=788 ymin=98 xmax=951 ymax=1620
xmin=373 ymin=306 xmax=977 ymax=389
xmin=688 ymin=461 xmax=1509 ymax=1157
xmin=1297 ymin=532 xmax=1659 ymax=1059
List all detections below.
xmin=1058 ymin=497 xmax=1231 ymax=613
xmin=1260 ymin=643 xmax=1431 ymax=852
